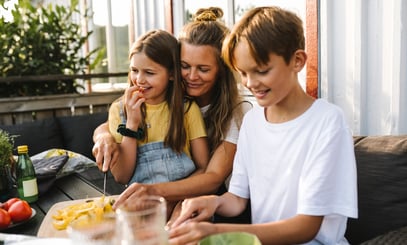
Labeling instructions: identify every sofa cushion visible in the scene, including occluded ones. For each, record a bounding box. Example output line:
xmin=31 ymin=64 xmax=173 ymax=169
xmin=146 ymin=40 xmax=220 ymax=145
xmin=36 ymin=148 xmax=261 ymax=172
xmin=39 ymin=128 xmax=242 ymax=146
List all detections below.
xmin=57 ymin=112 xmax=108 ymax=160
xmin=345 ymin=135 xmax=407 ymax=244
xmin=360 ymin=226 xmax=407 ymax=245
xmin=0 ymin=118 xmax=64 ymax=156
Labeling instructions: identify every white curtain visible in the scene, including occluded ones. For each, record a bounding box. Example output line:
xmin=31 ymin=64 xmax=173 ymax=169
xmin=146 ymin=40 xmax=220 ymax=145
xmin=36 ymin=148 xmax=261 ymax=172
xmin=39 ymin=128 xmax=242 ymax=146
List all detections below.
xmin=320 ymin=0 xmax=407 ymax=135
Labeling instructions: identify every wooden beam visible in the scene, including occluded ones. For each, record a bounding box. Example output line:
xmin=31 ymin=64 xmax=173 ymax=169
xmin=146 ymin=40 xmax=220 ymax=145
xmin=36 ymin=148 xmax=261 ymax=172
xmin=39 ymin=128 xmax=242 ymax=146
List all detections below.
xmin=0 ymin=91 xmax=123 ymax=114
xmin=128 ymin=0 xmax=135 ymax=45
xmin=0 ymin=72 xmax=128 ymax=83
xmin=306 ymin=0 xmax=319 ymax=98
xmin=165 ymin=0 xmax=173 ymax=33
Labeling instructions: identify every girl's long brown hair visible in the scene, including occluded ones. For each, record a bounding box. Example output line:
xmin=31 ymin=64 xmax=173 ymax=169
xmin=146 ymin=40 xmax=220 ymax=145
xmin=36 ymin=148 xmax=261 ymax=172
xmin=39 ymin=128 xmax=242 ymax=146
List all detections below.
xmin=129 ymin=29 xmax=189 ymax=153
xmin=178 ymin=7 xmax=243 ymax=154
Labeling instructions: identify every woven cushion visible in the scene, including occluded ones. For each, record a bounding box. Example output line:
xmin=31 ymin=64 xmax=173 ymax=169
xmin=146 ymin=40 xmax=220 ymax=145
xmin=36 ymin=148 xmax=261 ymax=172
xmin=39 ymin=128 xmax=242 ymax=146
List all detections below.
xmin=345 ymin=136 xmax=407 ymax=244
xmin=361 ymin=226 xmax=407 ymax=245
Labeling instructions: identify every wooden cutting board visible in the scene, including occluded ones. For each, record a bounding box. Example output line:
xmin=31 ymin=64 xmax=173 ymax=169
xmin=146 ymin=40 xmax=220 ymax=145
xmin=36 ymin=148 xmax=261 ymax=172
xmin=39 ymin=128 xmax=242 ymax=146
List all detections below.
xmin=37 ymin=196 xmax=118 ymax=238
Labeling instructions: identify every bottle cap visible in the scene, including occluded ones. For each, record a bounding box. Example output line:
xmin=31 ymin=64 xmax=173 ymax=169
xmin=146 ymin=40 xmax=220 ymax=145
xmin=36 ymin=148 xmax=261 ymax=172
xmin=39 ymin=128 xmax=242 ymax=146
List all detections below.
xmin=17 ymin=145 xmax=28 ymax=154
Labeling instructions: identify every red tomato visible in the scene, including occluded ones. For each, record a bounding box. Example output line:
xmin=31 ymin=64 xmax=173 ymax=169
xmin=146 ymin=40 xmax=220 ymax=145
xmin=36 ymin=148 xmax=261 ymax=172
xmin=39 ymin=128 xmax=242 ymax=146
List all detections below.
xmin=5 ymin=198 xmax=21 ymax=211
xmin=8 ymin=200 xmax=32 ymax=223
xmin=0 ymin=208 xmax=11 ymax=229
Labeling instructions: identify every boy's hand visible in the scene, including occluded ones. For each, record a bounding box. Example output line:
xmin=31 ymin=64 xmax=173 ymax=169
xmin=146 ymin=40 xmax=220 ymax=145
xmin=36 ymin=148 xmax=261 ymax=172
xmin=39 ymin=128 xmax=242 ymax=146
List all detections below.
xmin=168 ymin=221 xmax=216 ymax=245
xmin=170 ymin=195 xmax=218 ymax=228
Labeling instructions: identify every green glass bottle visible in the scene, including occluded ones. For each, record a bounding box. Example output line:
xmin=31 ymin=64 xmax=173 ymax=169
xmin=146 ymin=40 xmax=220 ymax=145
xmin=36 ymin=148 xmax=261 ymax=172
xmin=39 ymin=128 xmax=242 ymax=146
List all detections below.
xmin=16 ymin=145 xmax=38 ymax=203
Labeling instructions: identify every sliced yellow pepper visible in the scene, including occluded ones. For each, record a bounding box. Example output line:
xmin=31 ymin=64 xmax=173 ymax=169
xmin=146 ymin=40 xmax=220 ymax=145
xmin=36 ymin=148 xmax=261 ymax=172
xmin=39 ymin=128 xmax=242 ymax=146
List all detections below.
xmin=51 ymin=196 xmax=115 ymax=230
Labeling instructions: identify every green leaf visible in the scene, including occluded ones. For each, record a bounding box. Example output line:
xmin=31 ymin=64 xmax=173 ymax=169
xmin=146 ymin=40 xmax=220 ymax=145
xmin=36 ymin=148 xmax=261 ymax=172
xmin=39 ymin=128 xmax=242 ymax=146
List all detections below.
xmin=0 ymin=0 xmax=104 ymax=97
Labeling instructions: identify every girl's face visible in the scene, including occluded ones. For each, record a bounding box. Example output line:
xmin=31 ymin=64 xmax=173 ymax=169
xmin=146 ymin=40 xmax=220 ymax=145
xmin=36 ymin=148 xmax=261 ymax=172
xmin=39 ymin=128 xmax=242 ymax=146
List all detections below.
xmin=180 ymin=43 xmax=219 ymax=107
xmin=129 ymin=52 xmax=172 ymax=105
xmin=233 ymin=39 xmax=299 ymax=108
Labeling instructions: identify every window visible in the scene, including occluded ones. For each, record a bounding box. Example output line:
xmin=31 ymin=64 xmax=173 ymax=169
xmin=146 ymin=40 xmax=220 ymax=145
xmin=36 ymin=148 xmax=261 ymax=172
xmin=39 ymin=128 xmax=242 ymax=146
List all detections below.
xmin=181 ymin=0 xmax=307 ymax=88
xmin=2 ymin=0 xmax=307 ymax=92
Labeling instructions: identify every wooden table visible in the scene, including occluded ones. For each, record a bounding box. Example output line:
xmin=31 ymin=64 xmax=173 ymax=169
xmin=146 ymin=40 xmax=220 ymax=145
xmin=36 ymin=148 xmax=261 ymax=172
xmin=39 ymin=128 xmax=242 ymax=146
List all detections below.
xmin=0 ymin=166 xmax=125 ymax=237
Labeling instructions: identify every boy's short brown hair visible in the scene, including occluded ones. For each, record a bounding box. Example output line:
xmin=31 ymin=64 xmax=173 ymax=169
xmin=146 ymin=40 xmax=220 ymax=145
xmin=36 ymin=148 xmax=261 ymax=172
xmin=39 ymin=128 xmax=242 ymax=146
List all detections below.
xmin=222 ymin=6 xmax=305 ymax=68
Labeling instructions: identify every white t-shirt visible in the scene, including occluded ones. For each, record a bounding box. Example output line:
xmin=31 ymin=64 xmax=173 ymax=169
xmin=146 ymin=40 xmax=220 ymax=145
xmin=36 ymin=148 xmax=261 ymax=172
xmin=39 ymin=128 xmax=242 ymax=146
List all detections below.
xmin=229 ymin=99 xmax=358 ymax=245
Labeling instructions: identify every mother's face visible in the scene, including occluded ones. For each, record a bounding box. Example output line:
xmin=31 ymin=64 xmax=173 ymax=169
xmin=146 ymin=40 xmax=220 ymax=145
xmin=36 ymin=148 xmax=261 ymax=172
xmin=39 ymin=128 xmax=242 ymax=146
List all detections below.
xmin=180 ymin=42 xmax=219 ymax=107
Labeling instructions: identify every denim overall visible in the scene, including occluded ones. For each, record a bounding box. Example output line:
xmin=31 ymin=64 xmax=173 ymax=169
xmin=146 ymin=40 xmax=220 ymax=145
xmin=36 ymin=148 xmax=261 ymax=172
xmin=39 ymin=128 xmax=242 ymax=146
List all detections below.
xmin=129 ymin=141 xmax=196 ymax=184
xmin=119 ymin=101 xmax=196 ymax=184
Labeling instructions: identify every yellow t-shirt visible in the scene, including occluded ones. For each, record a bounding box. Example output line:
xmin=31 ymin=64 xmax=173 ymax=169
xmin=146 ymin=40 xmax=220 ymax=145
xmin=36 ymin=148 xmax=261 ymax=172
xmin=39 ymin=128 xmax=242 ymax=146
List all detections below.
xmin=108 ymin=99 xmax=206 ymax=157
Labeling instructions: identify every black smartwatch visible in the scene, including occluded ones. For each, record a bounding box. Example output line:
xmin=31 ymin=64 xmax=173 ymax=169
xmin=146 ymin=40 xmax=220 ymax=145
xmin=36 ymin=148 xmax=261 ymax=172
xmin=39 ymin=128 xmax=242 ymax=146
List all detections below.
xmin=117 ymin=124 xmax=145 ymax=140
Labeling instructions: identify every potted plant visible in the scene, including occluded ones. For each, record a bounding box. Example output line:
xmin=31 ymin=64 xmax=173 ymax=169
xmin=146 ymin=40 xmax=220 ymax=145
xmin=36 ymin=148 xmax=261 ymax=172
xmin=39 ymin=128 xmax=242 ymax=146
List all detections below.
xmin=0 ymin=129 xmax=15 ymax=202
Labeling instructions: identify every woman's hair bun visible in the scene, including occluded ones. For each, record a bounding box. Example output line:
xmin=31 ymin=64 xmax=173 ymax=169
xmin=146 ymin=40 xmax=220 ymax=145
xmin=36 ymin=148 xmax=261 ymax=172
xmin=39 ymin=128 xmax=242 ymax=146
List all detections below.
xmin=194 ymin=7 xmax=223 ymax=22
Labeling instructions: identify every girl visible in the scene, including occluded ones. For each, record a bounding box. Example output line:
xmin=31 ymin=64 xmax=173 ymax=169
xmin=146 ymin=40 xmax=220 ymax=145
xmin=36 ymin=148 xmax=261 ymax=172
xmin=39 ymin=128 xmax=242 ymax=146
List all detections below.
xmin=108 ymin=29 xmax=209 ymax=188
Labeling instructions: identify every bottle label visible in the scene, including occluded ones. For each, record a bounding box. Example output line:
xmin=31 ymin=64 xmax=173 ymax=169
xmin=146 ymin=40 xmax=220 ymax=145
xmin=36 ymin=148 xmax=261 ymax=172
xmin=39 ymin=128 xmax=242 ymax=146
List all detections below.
xmin=22 ymin=178 xmax=38 ymax=197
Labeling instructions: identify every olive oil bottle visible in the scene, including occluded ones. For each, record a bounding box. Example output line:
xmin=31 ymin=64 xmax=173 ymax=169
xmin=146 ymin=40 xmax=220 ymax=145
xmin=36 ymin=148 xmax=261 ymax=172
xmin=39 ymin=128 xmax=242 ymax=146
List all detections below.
xmin=16 ymin=145 xmax=38 ymax=203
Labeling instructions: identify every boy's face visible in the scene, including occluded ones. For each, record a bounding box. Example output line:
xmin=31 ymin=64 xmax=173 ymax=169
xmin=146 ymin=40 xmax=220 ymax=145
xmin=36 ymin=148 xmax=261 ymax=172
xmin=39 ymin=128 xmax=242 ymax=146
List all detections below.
xmin=233 ymin=39 xmax=300 ymax=108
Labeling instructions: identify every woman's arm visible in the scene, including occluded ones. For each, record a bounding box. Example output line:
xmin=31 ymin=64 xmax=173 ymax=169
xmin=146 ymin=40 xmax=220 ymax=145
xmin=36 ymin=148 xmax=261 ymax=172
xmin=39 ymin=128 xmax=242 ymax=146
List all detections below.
xmin=92 ymin=122 xmax=120 ymax=172
xmin=181 ymin=101 xmax=209 ymax=176
xmin=189 ymin=136 xmax=209 ymax=175
xmin=93 ymin=123 xmax=142 ymax=186
xmin=92 ymin=113 xmax=134 ymax=183
xmin=110 ymin=135 xmax=138 ymax=184
xmin=93 ymin=121 xmax=109 ymax=142
xmin=160 ymin=141 xmax=235 ymax=200
xmin=113 ymin=140 xmax=236 ymax=208
xmin=159 ymin=141 xmax=235 ymax=199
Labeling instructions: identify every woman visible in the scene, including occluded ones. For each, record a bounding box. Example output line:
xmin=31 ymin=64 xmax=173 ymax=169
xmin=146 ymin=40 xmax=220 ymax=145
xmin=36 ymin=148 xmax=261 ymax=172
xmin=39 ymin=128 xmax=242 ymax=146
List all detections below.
xmin=92 ymin=7 xmax=251 ymax=221
xmin=169 ymin=6 xmax=357 ymax=244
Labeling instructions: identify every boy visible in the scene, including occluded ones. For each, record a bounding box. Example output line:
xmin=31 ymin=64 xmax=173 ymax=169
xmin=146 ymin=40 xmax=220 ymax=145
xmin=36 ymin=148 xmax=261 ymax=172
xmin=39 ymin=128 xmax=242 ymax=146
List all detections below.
xmin=169 ymin=6 xmax=358 ymax=245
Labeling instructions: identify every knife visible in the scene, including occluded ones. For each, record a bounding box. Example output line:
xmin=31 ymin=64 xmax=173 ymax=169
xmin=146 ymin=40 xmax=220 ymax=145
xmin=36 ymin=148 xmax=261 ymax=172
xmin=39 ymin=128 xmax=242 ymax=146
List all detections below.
xmin=102 ymin=161 xmax=108 ymax=196
xmin=103 ymin=171 xmax=107 ymax=196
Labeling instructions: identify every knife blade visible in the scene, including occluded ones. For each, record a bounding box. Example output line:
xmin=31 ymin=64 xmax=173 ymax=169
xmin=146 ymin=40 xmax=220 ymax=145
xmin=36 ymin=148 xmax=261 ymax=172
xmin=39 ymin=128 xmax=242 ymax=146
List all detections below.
xmin=103 ymin=171 xmax=107 ymax=196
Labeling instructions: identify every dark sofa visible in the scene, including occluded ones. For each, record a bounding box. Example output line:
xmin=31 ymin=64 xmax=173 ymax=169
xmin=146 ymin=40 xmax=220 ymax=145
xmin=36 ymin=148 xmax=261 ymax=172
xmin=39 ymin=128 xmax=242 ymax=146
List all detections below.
xmin=0 ymin=112 xmax=108 ymax=159
xmin=0 ymin=112 xmax=126 ymax=195
xmin=345 ymin=135 xmax=407 ymax=244
xmin=1 ymin=115 xmax=407 ymax=244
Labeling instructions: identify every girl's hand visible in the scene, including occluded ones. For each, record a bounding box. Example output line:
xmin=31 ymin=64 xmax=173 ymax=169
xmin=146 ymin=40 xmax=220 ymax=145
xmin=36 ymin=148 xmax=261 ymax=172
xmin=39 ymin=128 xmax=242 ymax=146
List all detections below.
xmin=170 ymin=195 xmax=219 ymax=228
xmin=168 ymin=221 xmax=216 ymax=245
xmin=124 ymin=86 xmax=145 ymax=129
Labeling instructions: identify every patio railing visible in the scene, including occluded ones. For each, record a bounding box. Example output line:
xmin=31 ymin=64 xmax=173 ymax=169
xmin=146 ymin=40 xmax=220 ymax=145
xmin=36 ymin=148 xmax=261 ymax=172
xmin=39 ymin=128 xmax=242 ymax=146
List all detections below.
xmin=0 ymin=73 xmax=255 ymax=126
xmin=0 ymin=73 xmax=127 ymax=125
